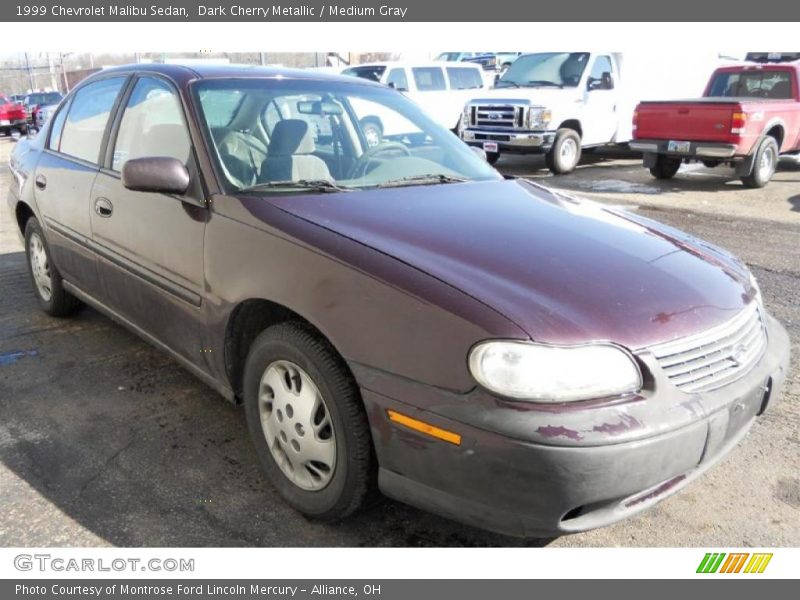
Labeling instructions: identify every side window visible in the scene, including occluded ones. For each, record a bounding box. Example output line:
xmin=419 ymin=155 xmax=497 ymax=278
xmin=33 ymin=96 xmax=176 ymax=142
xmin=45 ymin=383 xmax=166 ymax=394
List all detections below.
xmin=588 ymin=56 xmax=614 ymax=89
xmin=47 ymin=100 xmax=70 ymax=152
xmin=112 ymin=77 xmax=191 ymax=171
xmin=387 ymin=68 xmax=409 ymax=91
xmin=447 ymin=67 xmax=483 ymax=90
xmin=59 ymin=77 xmax=126 ymax=164
xmin=412 ymin=67 xmax=446 ymax=92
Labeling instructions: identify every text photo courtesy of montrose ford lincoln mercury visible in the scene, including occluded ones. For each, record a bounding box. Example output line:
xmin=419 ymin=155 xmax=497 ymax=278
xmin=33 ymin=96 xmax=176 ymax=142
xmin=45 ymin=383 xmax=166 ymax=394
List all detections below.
xmin=6 ymin=61 xmax=791 ymax=538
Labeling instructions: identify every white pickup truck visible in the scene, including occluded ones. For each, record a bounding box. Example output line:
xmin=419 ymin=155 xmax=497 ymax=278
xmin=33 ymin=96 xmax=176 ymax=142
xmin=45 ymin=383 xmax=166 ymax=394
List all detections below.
xmin=460 ymin=51 xmax=723 ymax=172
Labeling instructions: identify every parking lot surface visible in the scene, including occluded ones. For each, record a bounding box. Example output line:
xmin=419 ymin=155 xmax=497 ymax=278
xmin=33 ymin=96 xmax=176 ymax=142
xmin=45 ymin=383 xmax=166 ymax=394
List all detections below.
xmin=1 ymin=139 xmax=798 ymax=547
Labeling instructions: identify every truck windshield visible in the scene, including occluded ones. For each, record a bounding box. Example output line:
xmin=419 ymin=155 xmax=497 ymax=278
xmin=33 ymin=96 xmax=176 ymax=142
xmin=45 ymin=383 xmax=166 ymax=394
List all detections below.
xmin=496 ymin=53 xmax=590 ymax=88
xmin=194 ymin=77 xmax=501 ymax=194
xmin=708 ymin=70 xmax=794 ymax=99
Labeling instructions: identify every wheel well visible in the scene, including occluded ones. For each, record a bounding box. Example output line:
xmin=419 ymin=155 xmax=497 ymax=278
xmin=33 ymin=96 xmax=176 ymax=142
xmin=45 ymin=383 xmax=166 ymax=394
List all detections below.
xmin=224 ymin=299 xmax=336 ymax=402
xmin=15 ymin=202 xmax=34 ymax=235
xmin=765 ymin=125 xmax=784 ymax=148
xmin=559 ymin=120 xmax=582 ymax=138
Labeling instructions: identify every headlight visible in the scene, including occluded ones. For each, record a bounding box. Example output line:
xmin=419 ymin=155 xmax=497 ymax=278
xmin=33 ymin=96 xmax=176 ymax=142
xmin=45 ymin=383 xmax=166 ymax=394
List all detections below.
xmin=461 ymin=105 xmax=471 ymax=129
xmin=468 ymin=341 xmax=642 ymax=402
xmin=526 ymin=106 xmax=552 ymax=130
xmin=748 ymin=271 xmax=763 ymax=309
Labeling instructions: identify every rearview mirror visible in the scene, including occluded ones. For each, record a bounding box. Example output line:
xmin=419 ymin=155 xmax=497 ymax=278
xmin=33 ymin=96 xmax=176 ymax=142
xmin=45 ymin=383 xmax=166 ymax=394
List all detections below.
xmin=296 ymin=100 xmax=343 ymax=115
xmin=122 ymin=157 xmax=190 ymax=195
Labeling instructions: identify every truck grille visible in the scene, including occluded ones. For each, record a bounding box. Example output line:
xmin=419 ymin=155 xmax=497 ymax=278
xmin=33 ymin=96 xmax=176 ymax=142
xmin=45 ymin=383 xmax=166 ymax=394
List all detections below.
xmin=649 ymin=303 xmax=767 ymax=393
xmin=469 ymin=103 xmax=526 ymax=129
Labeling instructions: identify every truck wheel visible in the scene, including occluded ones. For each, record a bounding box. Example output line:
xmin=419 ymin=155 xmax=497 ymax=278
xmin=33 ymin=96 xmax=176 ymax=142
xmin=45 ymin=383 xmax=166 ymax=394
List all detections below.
xmin=546 ymin=129 xmax=582 ymax=174
xmin=741 ymin=137 xmax=779 ymax=188
xmin=243 ymin=321 xmax=376 ymax=521
xmin=649 ymin=155 xmax=682 ymax=179
xmin=486 ymin=151 xmax=500 ymax=165
xmin=24 ymin=217 xmax=82 ymax=317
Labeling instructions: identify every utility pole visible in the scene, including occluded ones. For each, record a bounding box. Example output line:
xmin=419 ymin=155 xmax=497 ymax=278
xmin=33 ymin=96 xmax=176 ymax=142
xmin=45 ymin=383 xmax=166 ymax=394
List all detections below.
xmin=24 ymin=52 xmax=35 ymax=91
xmin=60 ymin=53 xmax=70 ymax=93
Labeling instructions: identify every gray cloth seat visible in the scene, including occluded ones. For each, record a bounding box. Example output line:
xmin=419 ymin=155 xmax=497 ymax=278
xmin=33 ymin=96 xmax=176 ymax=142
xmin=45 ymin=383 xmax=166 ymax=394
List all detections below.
xmin=213 ymin=129 xmax=268 ymax=187
xmin=260 ymin=119 xmax=333 ymax=183
xmin=770 ymin=80 xmax=792 ymax=99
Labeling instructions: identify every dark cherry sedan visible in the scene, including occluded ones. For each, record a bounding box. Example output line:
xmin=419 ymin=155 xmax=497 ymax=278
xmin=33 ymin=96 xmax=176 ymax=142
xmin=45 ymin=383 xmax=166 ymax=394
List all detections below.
xmin=7 ymin=64 xmax=791 ymax=537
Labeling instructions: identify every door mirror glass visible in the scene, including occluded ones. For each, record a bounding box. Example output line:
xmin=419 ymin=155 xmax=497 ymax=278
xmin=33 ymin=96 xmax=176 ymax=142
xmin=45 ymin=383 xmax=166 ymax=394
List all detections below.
xmin=122 ymin=157 xmax=190 ymax=195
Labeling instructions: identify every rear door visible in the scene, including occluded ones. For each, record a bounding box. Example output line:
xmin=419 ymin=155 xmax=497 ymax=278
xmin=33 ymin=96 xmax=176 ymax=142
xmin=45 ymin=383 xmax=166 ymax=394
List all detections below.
xmin=33 ymin=76 xmax=128 ymax=293
xmin=408 ymin=66 xmax=452 ymax=128
xmin=89 ymin=74 xmax=208 ymax=366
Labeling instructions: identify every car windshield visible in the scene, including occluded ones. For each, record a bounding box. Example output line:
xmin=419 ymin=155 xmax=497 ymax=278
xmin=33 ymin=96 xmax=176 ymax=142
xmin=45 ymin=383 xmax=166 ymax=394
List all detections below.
xmin=496 ymin=52 xmax=590 ymax=88
xmin=193 ymin=77 xmax=501 ymax=193
xmin=707 ymin=70 xmax=795 ymax=99
xmin=341 ymin=65 xmax=386 ymax=83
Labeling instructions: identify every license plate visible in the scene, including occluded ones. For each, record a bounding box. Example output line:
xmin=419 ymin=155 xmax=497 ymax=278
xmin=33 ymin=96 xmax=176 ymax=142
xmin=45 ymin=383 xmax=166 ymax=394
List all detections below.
xmin=483 ymin=141 xmax=498 ymax=153
xmin=668 ymin=140 xmax=691 ymax=153
xmin=0 ymin=120 xmax=10 ymax=126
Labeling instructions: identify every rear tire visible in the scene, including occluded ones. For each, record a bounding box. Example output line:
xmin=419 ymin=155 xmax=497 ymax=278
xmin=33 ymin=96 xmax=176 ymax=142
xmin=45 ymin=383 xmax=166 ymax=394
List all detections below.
xmin=485 ymin=151 xmax=500 ymax=165
xmin=649 ymin=155 xmax=682 ymax=179
xmin=741 ymin=136 xmax=778 ymax=188
xmin=24 ymin=217 xmax=82 ymax=317
xmin=546 ymin=128 xmax=582 ymax=174
xmin=243 ymin=321 xmax=376 ymax=521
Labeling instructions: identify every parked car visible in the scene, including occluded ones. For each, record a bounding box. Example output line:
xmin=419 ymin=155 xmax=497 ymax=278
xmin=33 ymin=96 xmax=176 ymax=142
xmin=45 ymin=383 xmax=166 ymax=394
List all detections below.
xmin=8 ymin=63 xmax=790 ymax=537
xmin=434 ymin=52 xmax=485 ymax=62
xmin=464 ymin=52 xmax=522 ymax=76
xmin=460 ymin=51 xmax=721 ymax=170
xmin=342 ymin=61 xmax=486 ymax=132
xmin=630 ymin=61 xmax=800 ymax=187
xmin=23 ymin=91 xmax=64 ymax=130
xmin=0 ymin=94 xmax=28 ymax=135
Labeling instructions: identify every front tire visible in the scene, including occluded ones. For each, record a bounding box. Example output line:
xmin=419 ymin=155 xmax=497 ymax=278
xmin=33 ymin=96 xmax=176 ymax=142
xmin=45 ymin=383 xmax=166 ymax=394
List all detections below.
xmin=741 ymin=136 xmax=778 ymax=188
xmin=24 ymin=217 xmax=82 ymax=317
xmin=546 ymin=128 xmax=582 ymax=174
xmin=243 ymin=321 xmax=375 ymax=520
xmin=649 ymin=155 xmax=682 ymax=179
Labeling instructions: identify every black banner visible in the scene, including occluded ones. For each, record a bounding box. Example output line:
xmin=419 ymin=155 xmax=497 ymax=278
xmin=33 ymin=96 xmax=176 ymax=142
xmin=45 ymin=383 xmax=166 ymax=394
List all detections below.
xmin=3 ymin=0 xmax=800 ymax=22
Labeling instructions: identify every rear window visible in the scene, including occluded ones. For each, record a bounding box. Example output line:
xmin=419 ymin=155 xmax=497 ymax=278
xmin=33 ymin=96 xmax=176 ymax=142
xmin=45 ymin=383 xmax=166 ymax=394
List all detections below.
xmin=446 ymin=67 xmax=483 ymax=90
xmin=342 ymin=65 xmax=386 ymax=83
xmin=412 ymin=67 xmax=446 ymax=91
xmin=708 ymin=70 xmax=795 ymax=99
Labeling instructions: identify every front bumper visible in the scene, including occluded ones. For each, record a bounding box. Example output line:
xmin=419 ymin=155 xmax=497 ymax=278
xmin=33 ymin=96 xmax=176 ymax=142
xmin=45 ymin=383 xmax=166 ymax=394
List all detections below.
xmin=630 ymin=139 xmax=740 ymax=160
xmin=357 ymin=314 xmax=790 ymax=537
xmin=461 ymin=128 xmax=555 ymax=154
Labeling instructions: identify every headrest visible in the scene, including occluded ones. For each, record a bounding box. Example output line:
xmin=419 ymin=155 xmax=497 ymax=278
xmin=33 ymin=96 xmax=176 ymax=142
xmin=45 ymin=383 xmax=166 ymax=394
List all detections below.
xmin=268 ymin=119 xmax=315 ymax=156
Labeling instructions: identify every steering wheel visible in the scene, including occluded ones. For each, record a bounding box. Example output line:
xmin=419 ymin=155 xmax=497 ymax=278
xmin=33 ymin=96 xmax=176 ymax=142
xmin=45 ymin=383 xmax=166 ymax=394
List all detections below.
xmin=348 ymin=142 xmax=411 ymax=179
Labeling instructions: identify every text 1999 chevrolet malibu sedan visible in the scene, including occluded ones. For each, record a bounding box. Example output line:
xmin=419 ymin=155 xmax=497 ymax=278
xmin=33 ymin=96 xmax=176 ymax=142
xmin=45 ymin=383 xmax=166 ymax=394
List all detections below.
xmin=7 ymin=64 xmax=791 ymax=537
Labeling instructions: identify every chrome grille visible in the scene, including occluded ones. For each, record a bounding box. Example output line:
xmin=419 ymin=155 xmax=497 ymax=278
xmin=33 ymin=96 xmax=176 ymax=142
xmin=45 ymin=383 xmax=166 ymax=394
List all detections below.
xmin=649 ymin=303 xmax=767 ymax=393
xmin=469 ymin=103 xmax=526 ymax=129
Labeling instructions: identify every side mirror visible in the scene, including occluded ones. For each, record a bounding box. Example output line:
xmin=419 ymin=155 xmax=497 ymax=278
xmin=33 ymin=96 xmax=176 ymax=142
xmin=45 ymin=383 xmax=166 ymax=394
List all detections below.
xmin=470 ymin=146 xmax=488 ymax=161
xmin=122 ymin=157 xmax=190 ymax=195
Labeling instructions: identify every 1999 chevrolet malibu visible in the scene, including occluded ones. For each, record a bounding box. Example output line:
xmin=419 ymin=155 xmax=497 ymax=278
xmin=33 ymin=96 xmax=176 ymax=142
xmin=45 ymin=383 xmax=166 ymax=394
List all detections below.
xmin=7 ymin=64 xmax=791 ymax=537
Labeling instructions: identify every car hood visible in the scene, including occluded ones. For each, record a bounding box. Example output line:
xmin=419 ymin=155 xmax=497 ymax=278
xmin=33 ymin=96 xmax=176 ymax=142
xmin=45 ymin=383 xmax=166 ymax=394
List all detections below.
xmin=264 ymin=179 xmax=756 ymax=349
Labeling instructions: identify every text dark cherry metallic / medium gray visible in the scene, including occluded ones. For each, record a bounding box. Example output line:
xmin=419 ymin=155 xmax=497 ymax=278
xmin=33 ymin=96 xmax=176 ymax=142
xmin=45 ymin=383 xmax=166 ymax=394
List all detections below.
xmin=7 ymin=63 xmax=790 ymax=538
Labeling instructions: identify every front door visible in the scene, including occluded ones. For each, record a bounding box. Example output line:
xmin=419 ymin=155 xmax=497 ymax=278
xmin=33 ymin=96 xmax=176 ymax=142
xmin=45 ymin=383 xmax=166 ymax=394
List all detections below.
xmin=89 ymin=75 xmax=208 ymax=366
xmin=581 ymin=55 xmax=620 ymax=146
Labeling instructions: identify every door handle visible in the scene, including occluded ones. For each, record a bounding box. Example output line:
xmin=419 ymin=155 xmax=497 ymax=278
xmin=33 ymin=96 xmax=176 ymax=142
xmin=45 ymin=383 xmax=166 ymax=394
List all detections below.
xmin=34 ymin=174 xmax=47 ymax=190
xmin=94 ymin=197 xmax=113 ymax=218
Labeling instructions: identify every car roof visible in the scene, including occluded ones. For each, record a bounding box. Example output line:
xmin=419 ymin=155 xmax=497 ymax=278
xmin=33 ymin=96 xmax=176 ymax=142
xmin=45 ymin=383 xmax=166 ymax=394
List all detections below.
xmin=91 ymin=62 xmax=387 ymax=88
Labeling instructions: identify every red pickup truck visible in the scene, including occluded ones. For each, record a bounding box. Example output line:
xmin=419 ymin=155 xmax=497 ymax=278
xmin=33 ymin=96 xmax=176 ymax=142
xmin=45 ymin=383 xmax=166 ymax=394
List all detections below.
xmin=631 ymin=61 xmax=800 ymax=187
xmin=0 ymin=95 xmax=28 ymax=136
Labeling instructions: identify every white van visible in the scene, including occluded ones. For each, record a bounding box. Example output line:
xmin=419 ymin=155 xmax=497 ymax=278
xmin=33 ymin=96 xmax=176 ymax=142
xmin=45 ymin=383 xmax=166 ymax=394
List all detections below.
xmin=460 ymin=51 xmax=725 ymax=172
xmin=342 ymin=61 xmax=486 ymax=132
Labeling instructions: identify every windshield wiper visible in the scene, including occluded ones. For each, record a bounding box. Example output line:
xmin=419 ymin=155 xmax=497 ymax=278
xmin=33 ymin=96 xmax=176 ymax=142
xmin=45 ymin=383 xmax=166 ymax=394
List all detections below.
xmin=524 ymin=80 xmax=563 ymax=88
xmin=495 ymin=80 xmax=520 ymax=88
xmin=374 ymin=174 xmax=468 ymax=189
xmin=239 ymin=179 xmax=351 ymax=194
